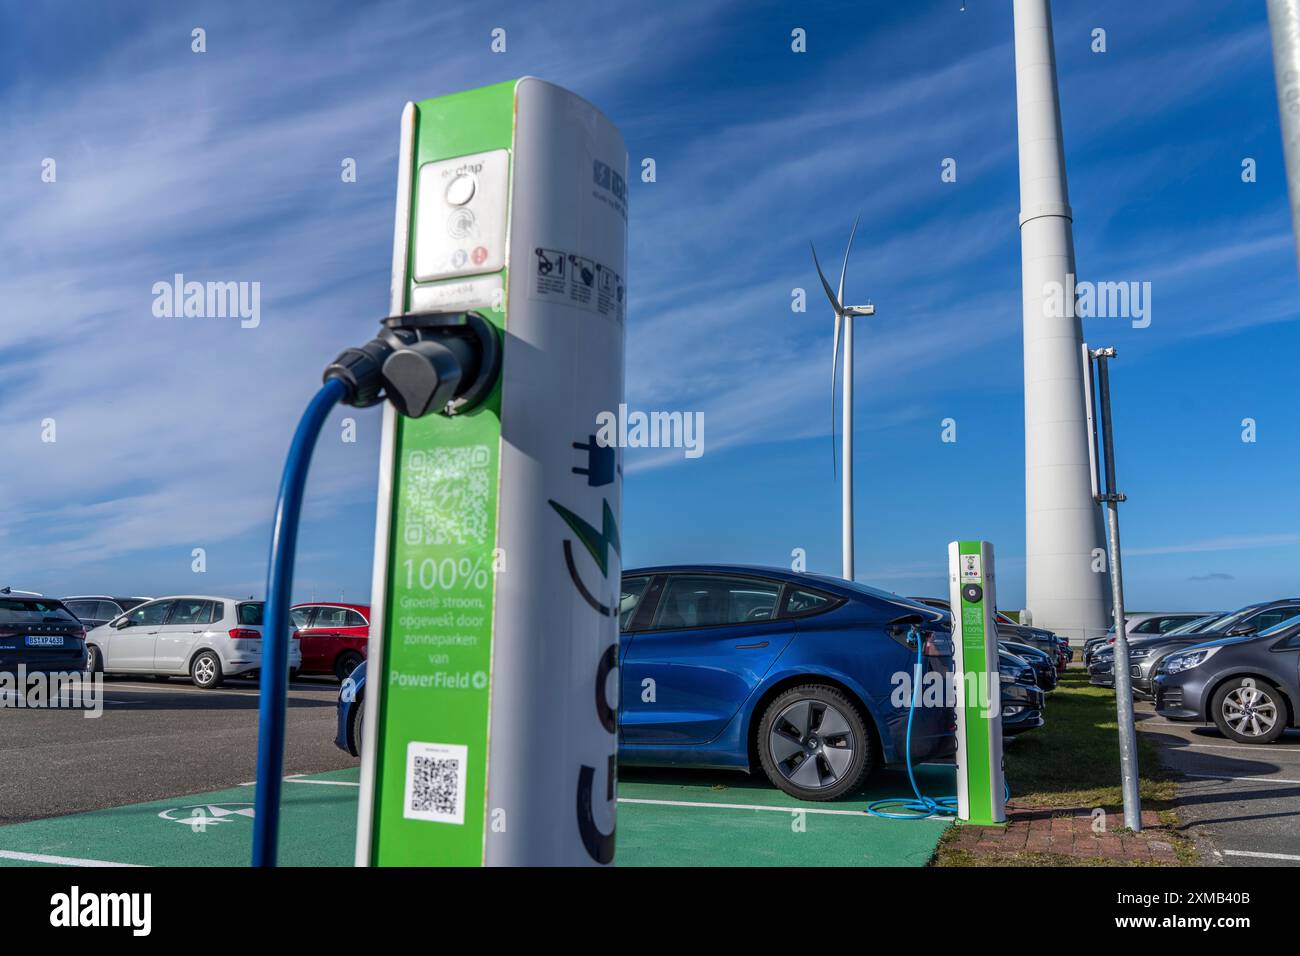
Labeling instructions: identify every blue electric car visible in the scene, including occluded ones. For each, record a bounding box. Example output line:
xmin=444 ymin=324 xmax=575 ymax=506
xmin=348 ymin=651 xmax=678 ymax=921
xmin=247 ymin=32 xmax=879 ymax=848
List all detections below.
xmin=339 ymin=566 xmax=963 ymax=801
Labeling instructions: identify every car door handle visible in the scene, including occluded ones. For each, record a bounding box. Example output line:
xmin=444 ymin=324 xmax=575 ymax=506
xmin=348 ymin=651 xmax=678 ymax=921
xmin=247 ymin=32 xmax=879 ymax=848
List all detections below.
xmin=735 ymin=641 xmax=769 ymax=649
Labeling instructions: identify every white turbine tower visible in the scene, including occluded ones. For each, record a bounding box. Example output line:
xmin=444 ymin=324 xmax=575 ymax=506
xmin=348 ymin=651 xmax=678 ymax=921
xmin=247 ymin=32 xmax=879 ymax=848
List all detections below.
xmin=811 ymin=216 xmax=875 ymax=581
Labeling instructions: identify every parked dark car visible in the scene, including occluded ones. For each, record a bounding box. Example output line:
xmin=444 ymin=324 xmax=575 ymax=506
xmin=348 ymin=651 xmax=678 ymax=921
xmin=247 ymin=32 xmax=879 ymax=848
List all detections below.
xmin=1154 ymin=614 xmax=1300 ymax=744
xmin=1083 ymin=611 xmax=1220 ymax=665
xmin=0 ymin=596 xmax=88 ymax=675
xmin=999 ymin=649 xmax=1046 ymax=734
xmin=1091 ymin=599 xmax=1300 ymax=697
xmin=61 ymin=595 xmax=151 ymax=630
xmin=915 ymin=598 xmax=1065 ymax=672
xmin=1003 ymin=640 xmax=1058 ymax=692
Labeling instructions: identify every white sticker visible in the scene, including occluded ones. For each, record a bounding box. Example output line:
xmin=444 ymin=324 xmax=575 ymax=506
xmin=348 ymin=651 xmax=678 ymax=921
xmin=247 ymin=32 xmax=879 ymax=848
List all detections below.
xmin=403 ymin=741 xmax=468 ymax=825
xmin=960 ymin=553 xmax=982 ymax=583
xmin=410 ymin=275 xmax=502 ymax=313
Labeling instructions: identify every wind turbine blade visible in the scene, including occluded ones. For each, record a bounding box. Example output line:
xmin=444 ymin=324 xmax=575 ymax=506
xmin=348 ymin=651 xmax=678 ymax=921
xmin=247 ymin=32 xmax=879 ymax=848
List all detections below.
xmin=809 ymin=242 xmax=843 ymax=314
xmin=837 ymin=213 xmax=860 ymax=308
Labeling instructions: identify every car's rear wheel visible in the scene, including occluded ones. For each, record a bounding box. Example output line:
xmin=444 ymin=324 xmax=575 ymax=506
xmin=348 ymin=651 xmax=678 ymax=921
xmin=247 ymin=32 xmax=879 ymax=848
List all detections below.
xmin=1212 ymin=677 xmax=1289 ymax=744
xmin=85 ymin=645 xmax=101 ymax=674
xmin=348 ymin=696 xmax=364 ymax=757
xmin=334 ymin=651 xmax=364 ymax=682
xmin=756 ymin=685 xmax=872 ymax=801
xmin=190 ymin=651 xmax=223 ymax=689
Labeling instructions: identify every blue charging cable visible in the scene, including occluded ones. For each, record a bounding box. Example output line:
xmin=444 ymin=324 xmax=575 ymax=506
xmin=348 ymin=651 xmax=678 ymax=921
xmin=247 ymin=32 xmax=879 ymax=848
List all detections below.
xmin=253 ymin=378 xmax=348 ymax=867
xmin=865 ymin=625 xmax=960 ymax=819
xmin=865 ymin=624 xmax=1012 ymax=819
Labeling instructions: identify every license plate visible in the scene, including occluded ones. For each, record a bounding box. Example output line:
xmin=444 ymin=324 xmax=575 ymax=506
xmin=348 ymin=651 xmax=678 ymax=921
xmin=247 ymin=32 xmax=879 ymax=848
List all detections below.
xmin=25 ymin=636 xmax=65 ymax=648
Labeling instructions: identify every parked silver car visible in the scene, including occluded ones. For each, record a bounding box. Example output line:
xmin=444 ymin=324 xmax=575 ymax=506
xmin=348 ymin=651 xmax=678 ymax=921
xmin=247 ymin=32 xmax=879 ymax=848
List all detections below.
xmin=85 ymin=596 xmax=301 ymax=688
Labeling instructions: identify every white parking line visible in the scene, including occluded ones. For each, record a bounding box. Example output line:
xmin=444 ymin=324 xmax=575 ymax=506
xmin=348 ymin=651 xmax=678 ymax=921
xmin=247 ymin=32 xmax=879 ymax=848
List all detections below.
xmin=0 ymin=849 xmax=143 ymax=867
xmin=1222 ymin=849 xmax=1300 ymax=862
xmin=616 ymin=797 xmax=880 ymax=818
xmin=237 ymin=776 xmax=361 ymax=787
xmin=1167 ymin=742 xmax=1300 ymax=755
xmin=1182 ymin=772 xmax=1300 ymax=786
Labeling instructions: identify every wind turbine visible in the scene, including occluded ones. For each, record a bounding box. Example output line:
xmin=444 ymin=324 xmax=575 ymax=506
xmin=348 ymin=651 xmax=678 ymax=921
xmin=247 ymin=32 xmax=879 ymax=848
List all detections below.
xmin=810 ymin=216 xmax=875 ymax=581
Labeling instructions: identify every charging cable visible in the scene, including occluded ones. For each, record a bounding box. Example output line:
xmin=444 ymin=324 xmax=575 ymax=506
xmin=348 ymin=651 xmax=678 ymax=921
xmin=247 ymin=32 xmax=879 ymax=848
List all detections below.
xmin=252 ymin=311 xmax=500 ymax=866
xmin=865 ymin=626 xmax=960 ymax=819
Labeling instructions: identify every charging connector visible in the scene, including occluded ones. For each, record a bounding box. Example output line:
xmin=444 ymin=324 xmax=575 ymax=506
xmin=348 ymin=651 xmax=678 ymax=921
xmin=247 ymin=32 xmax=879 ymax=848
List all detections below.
xmin=322 ymin=311 xmax=501 ymax=418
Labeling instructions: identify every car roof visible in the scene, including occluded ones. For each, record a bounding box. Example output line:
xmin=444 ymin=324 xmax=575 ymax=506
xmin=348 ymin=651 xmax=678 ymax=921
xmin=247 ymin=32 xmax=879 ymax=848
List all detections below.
xmin=63 ymin=595 xmax=153 ymax=602
xmin=624 ymin=564 xmax=933 ymax=606
xmin=131 ymin=595 xmax=253 ymax=604
xmin=290 ymin=601 xmax=370 ymax=612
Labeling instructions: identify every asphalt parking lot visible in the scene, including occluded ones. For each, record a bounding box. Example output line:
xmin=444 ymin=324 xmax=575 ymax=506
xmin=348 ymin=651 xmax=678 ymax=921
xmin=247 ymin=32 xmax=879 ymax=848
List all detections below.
xmin=0 ymin=674 xmax=353 ymax=825
xmin=1137 ymin=700 xmax=1300 ymax=866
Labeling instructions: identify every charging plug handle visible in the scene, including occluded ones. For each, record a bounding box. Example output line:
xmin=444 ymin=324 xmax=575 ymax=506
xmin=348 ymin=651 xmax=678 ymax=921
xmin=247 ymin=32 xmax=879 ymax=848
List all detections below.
xmin=323 ymin=311 xmax=501 ymax=418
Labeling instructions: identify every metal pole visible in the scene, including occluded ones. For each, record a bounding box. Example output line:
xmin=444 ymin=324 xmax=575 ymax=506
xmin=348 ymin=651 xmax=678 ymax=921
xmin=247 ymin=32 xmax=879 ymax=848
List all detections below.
xmin=1267 ymin=0 xmax=1300 ymax=279
xmin=842 ymin=315 xmax=854 ymax=580
xmin=1094 ymin=349 xmax=1142 ymax=832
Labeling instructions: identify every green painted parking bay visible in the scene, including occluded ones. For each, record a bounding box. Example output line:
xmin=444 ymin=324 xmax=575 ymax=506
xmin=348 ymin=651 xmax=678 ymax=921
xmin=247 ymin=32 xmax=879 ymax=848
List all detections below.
xmin=0 ymin=765 xmax=953 ymax=867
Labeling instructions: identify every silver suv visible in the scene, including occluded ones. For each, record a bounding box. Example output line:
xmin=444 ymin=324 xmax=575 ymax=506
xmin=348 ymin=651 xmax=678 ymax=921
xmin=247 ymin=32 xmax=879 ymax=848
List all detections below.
xmin=85 ymin=596 xmax=301 ymax=688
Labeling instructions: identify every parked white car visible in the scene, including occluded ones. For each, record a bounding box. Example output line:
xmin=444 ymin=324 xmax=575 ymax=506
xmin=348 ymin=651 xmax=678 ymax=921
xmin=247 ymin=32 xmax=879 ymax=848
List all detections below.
xmin=85 ymin=596 xmax=301 ymax=688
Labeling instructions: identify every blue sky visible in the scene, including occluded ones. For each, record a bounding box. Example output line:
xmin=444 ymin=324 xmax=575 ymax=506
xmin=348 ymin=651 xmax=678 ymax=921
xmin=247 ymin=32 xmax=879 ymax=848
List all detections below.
xmin=1 ymin=0 xmax=1296 ymax=612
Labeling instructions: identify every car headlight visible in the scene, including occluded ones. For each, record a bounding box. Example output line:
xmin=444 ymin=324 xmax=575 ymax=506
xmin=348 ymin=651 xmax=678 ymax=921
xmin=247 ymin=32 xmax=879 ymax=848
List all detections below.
xmin=1159 ymin=646 xmax=1220 ymax=675
xmin=1128 ymin=648 xmax=1151 ymax=660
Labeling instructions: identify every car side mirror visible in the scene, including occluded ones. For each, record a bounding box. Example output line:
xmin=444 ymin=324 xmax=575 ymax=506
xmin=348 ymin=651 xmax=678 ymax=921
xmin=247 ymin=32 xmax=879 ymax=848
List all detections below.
xmin=113 ymin=618 xmax=130 ymax=629
xmin=1226 ymin=623 xmax=1253 ymax=636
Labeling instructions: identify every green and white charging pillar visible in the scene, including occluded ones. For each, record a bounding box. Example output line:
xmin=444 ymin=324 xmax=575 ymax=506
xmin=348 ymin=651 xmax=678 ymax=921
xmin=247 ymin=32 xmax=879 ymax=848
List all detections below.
xmin=354 ymin=78 xmax=628 ymax=866
xmin=947 ymin=541 xmax=1007 ymax=825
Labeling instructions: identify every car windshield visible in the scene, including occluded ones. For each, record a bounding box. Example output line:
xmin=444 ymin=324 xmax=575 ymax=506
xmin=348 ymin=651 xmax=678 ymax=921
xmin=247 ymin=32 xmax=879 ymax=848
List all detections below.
xmin=1206 ymin=606 xmax=1260 ymax=634
xmin=1166 ymin=614 xmax=1222 ymax=636
xmin=237 ymin=602 xmax=264 ymax=626
xmin=1257 ymin=613 xmax=1300 ymax=637
xmin=0 ymin=599 xmax=79 ymax=625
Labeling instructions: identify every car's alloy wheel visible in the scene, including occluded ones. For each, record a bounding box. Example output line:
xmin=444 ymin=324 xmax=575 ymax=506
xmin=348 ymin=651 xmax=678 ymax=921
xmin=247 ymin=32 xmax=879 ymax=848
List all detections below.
xmin=85 ymin=645 xmax=100 ymax=673
xmin=1212 ymin=678 xmax=1288 ymax=744
xmin=757 ymin=685 xmax=872 ymax=801
xmin=191 ymin=652 xmax=222 ymax=689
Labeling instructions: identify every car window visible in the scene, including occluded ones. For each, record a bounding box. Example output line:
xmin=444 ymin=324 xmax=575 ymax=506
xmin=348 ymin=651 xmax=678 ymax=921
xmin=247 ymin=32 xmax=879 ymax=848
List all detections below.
xmin=291 ymin=607 xmax=313 ymax=628
xmin=1132 ymin=618 xmax=1163 ymax=634
xmin=209 ymin=601 xmax=224 ymax=623
xmin=64 ymin=600 xmax=97 ymax=620
xmin=314 ymin=607 xmax=351 ymax=628
xmin=169 ymin=599 xmax=212 ymax=625
xmin=344 ymin=609 xmax=367 ymax=627
xmin=782 ymin=588 xmax=836 ymax=617
xmin=127 ymin=601 xmax=174 ymax=627
xmin=237 ymin=602 xmax=264 ymax=626
xmin=1156 ymin=616 xmax=1192 ymax=632
xmin=0 ymin=599 xmax=80 ymax=625
xmin=619 ymin=577 xmax=649 ymax=631
xmin=1248 ymin=607 xmax=1300 ymax=632
xmin=651 ymin=575 xmax=781 ymax=629
xmin=96 ymin=601 xmax=123 ymax=621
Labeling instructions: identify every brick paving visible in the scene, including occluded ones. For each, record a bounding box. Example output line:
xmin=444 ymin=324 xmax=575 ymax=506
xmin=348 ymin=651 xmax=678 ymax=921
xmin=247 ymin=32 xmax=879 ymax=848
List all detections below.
xmin=944 ymin=805 xmax=1179 ymax=864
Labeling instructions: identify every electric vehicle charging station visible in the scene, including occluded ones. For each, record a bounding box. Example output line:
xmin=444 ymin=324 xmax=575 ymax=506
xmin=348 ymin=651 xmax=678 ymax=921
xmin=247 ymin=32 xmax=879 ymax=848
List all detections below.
xmin=345 ymin=78 xmax=628 ymax=867
xmin=948 ymin=541 xmax=1007 ymax=826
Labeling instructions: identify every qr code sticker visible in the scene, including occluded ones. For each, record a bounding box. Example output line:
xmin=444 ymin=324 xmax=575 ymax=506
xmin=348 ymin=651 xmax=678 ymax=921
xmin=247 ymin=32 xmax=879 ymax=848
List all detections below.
xmin=402 ymin=445 xmax=493 ymax=546
xmin=403 ymin=741 xmax=468 ymax=825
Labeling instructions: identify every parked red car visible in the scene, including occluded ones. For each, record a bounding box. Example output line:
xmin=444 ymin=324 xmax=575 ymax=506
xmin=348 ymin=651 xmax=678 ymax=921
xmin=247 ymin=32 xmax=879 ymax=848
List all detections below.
xmin=290 ymin=602 xmax=369 ymax=679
